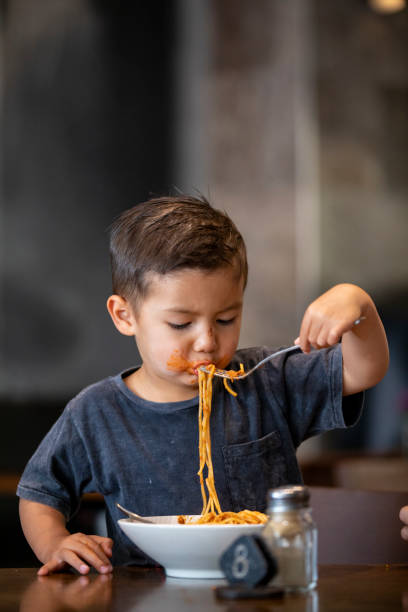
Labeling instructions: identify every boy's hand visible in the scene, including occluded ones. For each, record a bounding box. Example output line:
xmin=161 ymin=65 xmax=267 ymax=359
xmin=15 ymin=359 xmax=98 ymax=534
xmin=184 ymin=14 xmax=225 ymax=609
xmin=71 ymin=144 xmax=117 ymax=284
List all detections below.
xmin=37 ymin=533 xmax=113 ymax=576
xmin=400 ymin=507 xmax=408 ymax=541
xmin=295 ymin=283 xmax=388 ymax=395
xmin=295 ymin=284 xmax=366 ymax=354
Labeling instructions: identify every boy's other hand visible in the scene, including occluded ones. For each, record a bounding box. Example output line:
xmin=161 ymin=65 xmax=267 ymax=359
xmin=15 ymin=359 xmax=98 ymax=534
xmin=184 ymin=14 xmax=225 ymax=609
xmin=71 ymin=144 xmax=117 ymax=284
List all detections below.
xmin=37 ymin=533 xmax=113 ymax=576
xmin=400 ymin=507 xmax=408 ymax=541
xmin=295 ymin=284 xmax=367 ymax=354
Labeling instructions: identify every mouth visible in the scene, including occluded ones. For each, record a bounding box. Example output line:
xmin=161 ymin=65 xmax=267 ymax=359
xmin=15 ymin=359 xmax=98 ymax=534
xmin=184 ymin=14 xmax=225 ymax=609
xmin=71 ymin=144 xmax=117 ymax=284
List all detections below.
xmin=167 ymin=350 xmax=218 ymax=377
xmin=191 ymin=360 xmax=213 ymax=376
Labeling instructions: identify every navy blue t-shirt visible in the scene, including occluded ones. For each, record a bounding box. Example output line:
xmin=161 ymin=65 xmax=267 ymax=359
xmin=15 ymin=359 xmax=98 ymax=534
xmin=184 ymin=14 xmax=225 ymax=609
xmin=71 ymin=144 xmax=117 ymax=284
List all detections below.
xmin=17 ymin=344 xmax=363 ymax=566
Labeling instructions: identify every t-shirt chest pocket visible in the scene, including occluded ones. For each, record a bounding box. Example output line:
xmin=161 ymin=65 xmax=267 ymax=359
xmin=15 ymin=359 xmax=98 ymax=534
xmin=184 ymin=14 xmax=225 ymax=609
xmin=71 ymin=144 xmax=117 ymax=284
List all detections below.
xmin=222 ymin=430 xmax=287 ymax=512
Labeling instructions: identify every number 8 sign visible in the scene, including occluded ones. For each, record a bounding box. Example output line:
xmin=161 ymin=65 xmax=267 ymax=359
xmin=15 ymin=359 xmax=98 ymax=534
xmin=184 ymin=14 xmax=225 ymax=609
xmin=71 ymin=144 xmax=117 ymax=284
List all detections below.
xmin=219 ymin=535 xmax=278 ymax=587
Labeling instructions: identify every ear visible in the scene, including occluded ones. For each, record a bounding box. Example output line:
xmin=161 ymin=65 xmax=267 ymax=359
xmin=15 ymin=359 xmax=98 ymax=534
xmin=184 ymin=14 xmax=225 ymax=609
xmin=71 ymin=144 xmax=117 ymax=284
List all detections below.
xmin=106 ymin=295 xmax=137 ymax=336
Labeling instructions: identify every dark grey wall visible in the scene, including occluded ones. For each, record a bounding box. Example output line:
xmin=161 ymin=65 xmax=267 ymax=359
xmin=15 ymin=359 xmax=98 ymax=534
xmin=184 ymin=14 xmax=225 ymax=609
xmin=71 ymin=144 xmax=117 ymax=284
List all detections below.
xmin=1 ymin=0 xmax=175 ymax=469
xmin=1 ymin=0 xmax=407 ymax=470
xmin=314 ymin=0 xmax=408 ymax=452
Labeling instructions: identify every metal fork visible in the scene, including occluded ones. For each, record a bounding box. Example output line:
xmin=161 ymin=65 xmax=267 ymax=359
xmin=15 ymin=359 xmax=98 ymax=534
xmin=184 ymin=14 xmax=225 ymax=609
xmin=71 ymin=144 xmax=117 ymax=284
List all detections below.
xmin=199 ymin=317 xmax=366 ymax=380
xmin=199 ymin=345 xmax=301 ymax=380
xmin=116 ymin=503 xmax=154 ymax=524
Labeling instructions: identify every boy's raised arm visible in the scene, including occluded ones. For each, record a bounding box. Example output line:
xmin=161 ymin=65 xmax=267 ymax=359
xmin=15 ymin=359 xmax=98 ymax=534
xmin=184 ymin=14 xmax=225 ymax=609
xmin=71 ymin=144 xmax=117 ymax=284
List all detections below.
xmin=19 ymin=499 xmax=113 ymax=575
xmin=296 ymin=283 xmax=389 ymax=396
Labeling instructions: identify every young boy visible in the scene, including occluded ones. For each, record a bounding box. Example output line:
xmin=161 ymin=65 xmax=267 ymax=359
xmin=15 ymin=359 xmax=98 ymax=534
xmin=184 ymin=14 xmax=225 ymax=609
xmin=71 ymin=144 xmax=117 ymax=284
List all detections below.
xmin=17 ymin=195 xmax=389 ymax=575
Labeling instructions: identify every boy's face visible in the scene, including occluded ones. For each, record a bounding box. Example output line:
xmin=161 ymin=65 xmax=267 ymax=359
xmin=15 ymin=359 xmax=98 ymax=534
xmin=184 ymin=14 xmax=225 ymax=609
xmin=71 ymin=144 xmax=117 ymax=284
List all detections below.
xmin=118 ymin=266 xmax=244 ymax=402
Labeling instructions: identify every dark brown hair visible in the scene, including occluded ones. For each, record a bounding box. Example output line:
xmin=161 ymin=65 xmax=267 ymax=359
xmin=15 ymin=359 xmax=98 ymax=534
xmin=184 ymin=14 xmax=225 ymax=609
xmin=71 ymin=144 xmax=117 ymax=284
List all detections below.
xmin=109 ymin=194 xmax=248 ymax=305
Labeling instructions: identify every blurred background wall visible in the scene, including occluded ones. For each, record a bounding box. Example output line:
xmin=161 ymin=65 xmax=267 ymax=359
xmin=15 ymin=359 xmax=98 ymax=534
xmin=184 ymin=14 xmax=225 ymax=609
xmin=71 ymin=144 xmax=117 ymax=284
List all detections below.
xmin=1 ymin=0 xmax=408 ymax=563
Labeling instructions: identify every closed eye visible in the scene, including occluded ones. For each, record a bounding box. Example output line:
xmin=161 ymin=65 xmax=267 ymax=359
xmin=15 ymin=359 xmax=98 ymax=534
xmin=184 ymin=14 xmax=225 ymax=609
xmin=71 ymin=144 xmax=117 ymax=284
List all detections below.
xmin=168 ymin=322 xmax=191 ymax=330
xmin=217 ymin=317 xmax=236 ymax=326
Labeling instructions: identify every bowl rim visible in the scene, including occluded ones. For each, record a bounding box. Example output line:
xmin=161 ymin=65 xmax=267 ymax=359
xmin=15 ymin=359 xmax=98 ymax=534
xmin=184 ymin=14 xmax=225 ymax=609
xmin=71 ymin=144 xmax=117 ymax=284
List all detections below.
xmin=118 ymin=517 xmax=265 ymax=528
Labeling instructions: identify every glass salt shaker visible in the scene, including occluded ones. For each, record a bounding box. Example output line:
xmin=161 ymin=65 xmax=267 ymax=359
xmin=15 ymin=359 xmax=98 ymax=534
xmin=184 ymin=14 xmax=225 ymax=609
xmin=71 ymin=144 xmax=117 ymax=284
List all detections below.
xmin=262 ymin=485 xmax=318 ymax=592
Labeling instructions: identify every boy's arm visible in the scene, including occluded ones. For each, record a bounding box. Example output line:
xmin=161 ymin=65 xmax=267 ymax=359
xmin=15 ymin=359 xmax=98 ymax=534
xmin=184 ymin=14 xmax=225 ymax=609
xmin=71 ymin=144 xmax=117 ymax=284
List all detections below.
xmin=19 ymin=499 xmax=113 ymax=575
xmin=296 ymin=284 xmax=389 ymax=396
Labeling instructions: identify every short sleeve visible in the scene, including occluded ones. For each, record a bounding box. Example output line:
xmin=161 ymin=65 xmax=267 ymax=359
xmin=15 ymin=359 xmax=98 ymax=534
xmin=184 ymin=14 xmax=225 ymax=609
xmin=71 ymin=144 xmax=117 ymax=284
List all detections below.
xmin=271 ymin=344 xmax=363 ymax=447
xmin=16 ymin=405 xmax=94 ymax=520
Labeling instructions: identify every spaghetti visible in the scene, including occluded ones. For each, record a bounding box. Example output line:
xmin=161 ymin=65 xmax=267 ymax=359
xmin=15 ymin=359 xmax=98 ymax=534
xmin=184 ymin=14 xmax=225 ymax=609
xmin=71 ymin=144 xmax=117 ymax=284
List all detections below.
xmin=179 ymin=363 xmax=268 ymax=525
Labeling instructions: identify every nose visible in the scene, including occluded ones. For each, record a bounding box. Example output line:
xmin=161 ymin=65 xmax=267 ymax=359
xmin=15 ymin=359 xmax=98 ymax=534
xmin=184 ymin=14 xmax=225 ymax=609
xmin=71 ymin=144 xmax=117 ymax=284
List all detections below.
xmin=193 ymin=326 xmax=218 ymax=354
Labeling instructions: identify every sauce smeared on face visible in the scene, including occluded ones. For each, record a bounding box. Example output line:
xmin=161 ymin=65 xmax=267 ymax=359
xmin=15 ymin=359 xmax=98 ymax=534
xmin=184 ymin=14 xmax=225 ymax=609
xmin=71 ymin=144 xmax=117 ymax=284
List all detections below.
xmin=167 ymin=350 xmax=194 ymax=374
xmin=167 ymin=350 xmax=233 ymax=374
xmin=167 ymin=350 xmax=215 ymax=380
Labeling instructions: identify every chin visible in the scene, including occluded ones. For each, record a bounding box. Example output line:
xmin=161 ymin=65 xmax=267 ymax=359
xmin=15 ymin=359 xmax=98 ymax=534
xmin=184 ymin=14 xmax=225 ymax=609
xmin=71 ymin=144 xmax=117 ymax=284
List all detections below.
xmin=181 ymin=373 xmax=198 ymax=387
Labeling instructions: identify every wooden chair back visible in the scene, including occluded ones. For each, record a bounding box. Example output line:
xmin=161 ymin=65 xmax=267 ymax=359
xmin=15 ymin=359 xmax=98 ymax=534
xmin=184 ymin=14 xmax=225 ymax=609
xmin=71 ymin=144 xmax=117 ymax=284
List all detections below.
xmin=310 ymin=486 xmax=408 ymax=564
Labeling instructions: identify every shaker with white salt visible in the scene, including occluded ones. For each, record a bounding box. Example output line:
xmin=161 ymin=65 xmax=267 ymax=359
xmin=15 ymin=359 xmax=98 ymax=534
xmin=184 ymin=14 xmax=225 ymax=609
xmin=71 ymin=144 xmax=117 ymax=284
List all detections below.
xmin=262 ymin=485 xmax=318 ymax=592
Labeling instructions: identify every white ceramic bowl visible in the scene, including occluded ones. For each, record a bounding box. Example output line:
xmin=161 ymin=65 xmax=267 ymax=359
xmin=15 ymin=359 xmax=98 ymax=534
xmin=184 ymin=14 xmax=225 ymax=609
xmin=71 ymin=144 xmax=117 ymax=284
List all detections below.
xmin=118 ymin=515 xmax=265 ymax=579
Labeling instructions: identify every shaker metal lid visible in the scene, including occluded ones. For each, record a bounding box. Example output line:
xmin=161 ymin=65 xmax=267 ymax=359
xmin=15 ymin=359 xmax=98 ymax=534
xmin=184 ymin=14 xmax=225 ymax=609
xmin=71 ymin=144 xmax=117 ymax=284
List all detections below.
xmin=267 ymin=485 xmax=310 ymax=509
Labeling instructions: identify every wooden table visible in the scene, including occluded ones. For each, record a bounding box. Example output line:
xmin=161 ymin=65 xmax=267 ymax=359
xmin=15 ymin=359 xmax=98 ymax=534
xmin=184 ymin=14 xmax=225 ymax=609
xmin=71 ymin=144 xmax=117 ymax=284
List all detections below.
xmin=1 ymin=565 xmax=408 ymax=611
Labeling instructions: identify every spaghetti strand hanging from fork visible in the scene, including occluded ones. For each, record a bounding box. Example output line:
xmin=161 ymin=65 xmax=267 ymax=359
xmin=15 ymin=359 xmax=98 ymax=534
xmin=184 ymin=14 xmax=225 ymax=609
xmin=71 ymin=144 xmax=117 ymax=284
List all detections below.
xmin=179 ymin=362 xmax=268 ymax=525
